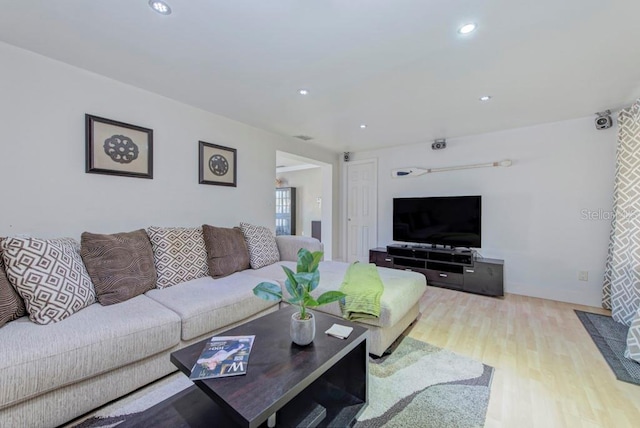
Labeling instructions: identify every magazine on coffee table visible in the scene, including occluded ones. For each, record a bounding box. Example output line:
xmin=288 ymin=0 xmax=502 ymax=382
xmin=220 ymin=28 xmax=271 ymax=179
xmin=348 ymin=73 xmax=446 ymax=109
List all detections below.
xmin=189 ymin=335 xmax=255 ymax=380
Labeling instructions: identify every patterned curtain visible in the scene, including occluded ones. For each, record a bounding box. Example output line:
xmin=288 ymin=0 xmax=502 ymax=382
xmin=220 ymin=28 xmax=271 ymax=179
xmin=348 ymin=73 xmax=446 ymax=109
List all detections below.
xmin=602 ymin=98 xmax=640 ymax=326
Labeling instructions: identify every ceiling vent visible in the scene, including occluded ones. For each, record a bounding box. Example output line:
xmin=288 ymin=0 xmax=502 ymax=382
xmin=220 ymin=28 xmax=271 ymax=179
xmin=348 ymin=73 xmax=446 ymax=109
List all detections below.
xmin=293 ymin=135 xmax=314 ymax=141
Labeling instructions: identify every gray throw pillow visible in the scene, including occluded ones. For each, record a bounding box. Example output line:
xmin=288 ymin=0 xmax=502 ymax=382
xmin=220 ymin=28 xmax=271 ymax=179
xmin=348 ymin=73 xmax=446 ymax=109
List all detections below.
xmin=1 ymin=237 xmax=96 ymax=325
xmin=81 ymin=229 xmax=157 ymax=305
xmin=146 ymin=226 xmax=209 ymax=288
xmin=202 ymin=225 xmax=250 ymax=278
xmin=239 ymin=222 xmax=280 ymax=269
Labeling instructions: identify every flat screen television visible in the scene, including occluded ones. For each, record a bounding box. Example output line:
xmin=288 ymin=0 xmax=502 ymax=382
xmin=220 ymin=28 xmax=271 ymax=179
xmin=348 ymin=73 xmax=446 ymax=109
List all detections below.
xmin=393 ymin=196 xmax=481 ymax=248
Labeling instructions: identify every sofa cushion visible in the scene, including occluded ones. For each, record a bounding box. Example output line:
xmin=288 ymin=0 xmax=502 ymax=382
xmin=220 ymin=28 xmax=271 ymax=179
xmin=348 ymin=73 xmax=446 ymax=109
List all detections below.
xmin=145 ymin=273 xmax=279 ymax=341
xmin=275 ymin=235 xmax=324 ymax=262
xmin=0 ymin=294 xmax=181 ymax=409
xmin=81 ymin=229 xmax=157 ymax=305
xmin=202 ymin=225 xmax=250 ymax=278
xmin=146 ymin=226 xmax=209 ymax=288
xmin=239 ymin=222 xmax=280 ymax=269
xmin=241 ymin=261 xmax=294 ymax=282
xmin=1 ymin=237 xmax=96 ymax=325
xmin=0 ymin=241 xmax=26 ymax=328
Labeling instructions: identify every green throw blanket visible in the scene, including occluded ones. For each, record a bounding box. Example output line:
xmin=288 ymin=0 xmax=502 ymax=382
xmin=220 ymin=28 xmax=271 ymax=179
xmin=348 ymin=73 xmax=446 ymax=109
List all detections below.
xmin=339 ymin=262 xmax=384 ymax=321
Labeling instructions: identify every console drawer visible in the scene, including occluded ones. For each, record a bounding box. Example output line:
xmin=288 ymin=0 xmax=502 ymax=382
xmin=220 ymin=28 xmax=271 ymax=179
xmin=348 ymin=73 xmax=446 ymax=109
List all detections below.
xmin=369 ymin=248 xmax=393 ymax=268
xmin=424 ymin=270 xmax=463 ymax=287
xmin=463 ymin=262 xmax=504 ymax=296
xmin=373 ymin=253 xmax=393 ymax=267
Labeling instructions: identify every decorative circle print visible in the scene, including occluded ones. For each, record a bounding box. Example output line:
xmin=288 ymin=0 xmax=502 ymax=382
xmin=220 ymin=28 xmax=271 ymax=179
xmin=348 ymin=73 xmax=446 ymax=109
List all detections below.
xmin=103 ymin=134 xmax=139 ymax=164
xmin=208 ymin=154 xmax=229 ymax=176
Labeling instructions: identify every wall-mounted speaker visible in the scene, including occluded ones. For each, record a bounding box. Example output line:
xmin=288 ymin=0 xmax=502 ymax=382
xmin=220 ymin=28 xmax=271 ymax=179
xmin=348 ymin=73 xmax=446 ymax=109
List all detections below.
xmin=431 ymin=139 xmax=446 ymax=150
xmin=595 ymin=110 xmax=613 ymax=130
xmin=343 ymin=152 xmax=351 ymax=162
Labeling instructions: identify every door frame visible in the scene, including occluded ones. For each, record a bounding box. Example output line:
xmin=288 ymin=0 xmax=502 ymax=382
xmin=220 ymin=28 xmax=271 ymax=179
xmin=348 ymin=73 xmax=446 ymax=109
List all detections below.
xmin=341 ymin=158 xmax=378 ymax=263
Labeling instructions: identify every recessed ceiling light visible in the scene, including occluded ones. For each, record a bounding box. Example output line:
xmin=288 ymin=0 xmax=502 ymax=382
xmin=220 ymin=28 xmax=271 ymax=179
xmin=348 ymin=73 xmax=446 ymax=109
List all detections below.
xmin=149 ymin=0 xmax=172 ymax=15
xmin=360 ymin=124 xmax=367 ymax=129
xmin=458 ymin=23 xmax=477 ymax=34
xmin=298 ymin=89 xmax=309 ymax=95
xmin=479 ymin=95 xmax=492 ymax=102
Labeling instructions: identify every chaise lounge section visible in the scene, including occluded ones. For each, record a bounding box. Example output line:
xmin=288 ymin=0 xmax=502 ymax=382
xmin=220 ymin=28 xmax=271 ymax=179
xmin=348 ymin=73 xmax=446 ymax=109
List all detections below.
xmin=251 ymin=235 xmax=426 ymax=356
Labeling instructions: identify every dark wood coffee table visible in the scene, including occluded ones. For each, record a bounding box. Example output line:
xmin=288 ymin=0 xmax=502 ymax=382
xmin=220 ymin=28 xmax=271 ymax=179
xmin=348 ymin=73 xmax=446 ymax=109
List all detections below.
xmin=121 ymin=306 xmax=368 ymax=428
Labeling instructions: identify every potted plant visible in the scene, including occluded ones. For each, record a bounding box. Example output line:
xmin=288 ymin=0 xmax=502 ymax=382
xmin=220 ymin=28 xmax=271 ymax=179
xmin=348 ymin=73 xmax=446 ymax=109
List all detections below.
xmin=253 ymin=248 xmax=346 ymax=346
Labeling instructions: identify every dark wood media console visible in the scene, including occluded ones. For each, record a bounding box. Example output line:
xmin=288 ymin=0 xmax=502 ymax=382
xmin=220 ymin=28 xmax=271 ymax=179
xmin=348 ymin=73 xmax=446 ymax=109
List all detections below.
xmin=370 ymin=245 xmax=504 ymax=297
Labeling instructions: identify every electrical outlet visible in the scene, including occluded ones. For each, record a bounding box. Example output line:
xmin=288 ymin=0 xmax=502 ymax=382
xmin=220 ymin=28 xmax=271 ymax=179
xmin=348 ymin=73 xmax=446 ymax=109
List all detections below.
xmin=578 ymin=271 xmax=589 ymax=282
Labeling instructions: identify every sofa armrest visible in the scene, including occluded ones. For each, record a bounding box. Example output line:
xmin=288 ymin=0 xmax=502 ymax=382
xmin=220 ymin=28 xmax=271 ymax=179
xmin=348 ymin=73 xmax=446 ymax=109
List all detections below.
xmin=276 ymin=236 xmax=324 ymax=262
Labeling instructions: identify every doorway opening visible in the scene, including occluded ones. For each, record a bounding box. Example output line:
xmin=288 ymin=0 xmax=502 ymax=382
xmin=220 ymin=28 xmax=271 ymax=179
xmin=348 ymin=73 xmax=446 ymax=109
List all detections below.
xmin=275 ymin=151 xmax=333 ymax=259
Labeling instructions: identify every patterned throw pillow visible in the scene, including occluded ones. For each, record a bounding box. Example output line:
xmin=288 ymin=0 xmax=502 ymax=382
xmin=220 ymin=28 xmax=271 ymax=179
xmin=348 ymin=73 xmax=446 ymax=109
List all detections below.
xmin=1 ymin=237 xmax=96 ymax=325
xmin=0 ymin=240 xmax=27 ymax=327
xmin=202 ymin=225 xmax=250 ymax=278
xmin=81 ymin=229 xmax=157 ymax=305
xmin=146 ymin=226 xmax=208 ymax=288
xmin=239 ymin=222 xmax=280 ymax=269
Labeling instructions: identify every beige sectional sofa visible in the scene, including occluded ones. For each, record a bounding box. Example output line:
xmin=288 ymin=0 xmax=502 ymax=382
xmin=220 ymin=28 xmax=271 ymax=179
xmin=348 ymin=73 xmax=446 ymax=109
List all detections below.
xmin=0 ymin=230 xmax=425 ymax=428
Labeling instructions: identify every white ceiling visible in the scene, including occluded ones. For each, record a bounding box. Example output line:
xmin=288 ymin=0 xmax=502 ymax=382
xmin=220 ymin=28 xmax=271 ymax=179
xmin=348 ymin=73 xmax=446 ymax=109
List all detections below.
xmin=2 ymin=1 xmax=639 ymax=152
xmin=276 ymin=152 xmax=320 ymax=172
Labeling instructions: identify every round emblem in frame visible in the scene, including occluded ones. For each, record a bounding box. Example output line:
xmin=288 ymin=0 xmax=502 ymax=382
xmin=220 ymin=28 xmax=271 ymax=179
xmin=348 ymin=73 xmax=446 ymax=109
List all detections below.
xmin=103 ymin=134 xmax=139 ymax=164
xmin=208 ymin=154 xmax=229 ymax=176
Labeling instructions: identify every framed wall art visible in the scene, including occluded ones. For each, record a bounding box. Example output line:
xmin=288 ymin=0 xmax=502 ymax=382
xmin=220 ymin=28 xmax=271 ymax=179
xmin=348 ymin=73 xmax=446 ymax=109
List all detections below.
xmin=85 ymin=114 xmax=153 ymax=179
xmin=199 ymin=141 xmax=237 ymax=187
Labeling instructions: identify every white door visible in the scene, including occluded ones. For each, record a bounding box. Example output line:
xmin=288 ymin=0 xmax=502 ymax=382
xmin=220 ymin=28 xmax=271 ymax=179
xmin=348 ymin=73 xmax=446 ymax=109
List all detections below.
xmin=346 ymin=160 xmax=377 ymax=263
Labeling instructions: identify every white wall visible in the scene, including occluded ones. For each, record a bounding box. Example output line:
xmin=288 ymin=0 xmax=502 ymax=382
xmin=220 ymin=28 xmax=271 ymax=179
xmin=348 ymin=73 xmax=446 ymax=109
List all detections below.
xmin=0 ymin=42 xmax=339 ymax=252
xmin=352 ymin=117 xmax=617 ymax=307
xmin=277 ymin=168 xmax=323 ymax=237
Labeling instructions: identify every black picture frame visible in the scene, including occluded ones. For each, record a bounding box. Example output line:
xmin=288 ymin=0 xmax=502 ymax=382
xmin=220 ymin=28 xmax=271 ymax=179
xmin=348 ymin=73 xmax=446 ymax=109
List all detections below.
xmin=85 ymin=114 xmax=153 ymax=179
xmin=198 ymin=141 xmax=237 ymax=187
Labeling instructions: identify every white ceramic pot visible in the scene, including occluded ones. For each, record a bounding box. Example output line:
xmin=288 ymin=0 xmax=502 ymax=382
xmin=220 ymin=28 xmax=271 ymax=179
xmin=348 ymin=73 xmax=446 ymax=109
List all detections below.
xmin=290 ymin=311 xmax=316 ymax=346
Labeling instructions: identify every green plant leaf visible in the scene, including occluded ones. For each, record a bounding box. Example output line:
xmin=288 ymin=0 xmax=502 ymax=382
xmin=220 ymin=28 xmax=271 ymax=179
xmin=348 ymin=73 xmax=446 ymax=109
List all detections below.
xmin=294 ymin=272 xmax=315 ymax=293
xmin=252 ymin=282 xmax=282 ymax=301
xmin=282 ymin=266 xmax=302 ymax=299
xmin=316 ymin=291 xmax=346 ymax=306
xmin=288 ymin=295 xmax=303 ymax=304
xmin=309 ymin=251 xmax=323 ymax=272
xmin=284 ymin=278 xmax=298 ymax=300
xmin=308 ymin=270 xmax=320 ymax=292
xmin=303 ymin=294 xmax=319 ymax=307
xmin=296 ymin=248 xmax=314 ymax=273
xmin=282 ymin=265 xmax=297 ymax=286
xmin=294 ymin=272 xmax=315 ymax=283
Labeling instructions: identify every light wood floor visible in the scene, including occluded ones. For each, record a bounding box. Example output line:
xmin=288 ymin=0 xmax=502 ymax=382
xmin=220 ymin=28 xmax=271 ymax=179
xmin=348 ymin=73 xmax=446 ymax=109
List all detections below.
xmin=407 ymin=286 xmax=640 ymax=428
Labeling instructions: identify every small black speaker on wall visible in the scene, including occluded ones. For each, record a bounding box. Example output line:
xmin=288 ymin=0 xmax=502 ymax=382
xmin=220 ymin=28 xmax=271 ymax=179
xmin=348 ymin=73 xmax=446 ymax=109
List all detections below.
xmin=344 ymin=152 xmax=351 ymax=162
xmin=431 ymin=139 xmax=446 ymax=150
xmin=595 ymin=110 xmax=613 ymax=130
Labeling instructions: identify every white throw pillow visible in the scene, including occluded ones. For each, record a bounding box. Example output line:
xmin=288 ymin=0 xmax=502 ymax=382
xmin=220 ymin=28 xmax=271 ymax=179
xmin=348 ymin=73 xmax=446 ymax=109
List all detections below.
xmin=1 ymin=237 xmax=96 ymax=325
xmin=239 ymin=222 xmax=280 ymax=269
xmin=146 ymin=226 xmax=209 ymax=288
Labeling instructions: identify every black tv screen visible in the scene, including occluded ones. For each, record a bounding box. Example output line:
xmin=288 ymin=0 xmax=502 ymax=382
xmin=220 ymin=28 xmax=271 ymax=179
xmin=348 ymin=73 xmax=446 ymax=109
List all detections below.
xmin=393 ymin=196 xmax=482 ymax=248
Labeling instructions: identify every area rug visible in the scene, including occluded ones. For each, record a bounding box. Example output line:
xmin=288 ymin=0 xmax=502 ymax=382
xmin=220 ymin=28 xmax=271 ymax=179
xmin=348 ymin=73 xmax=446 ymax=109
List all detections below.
xmin=575 ymin=310 xmax=640 ymax=385
xmin=355 ymin=336 xmax=493 ymax=428
xmin=67 ymin=336 xmax=493 ymax=428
